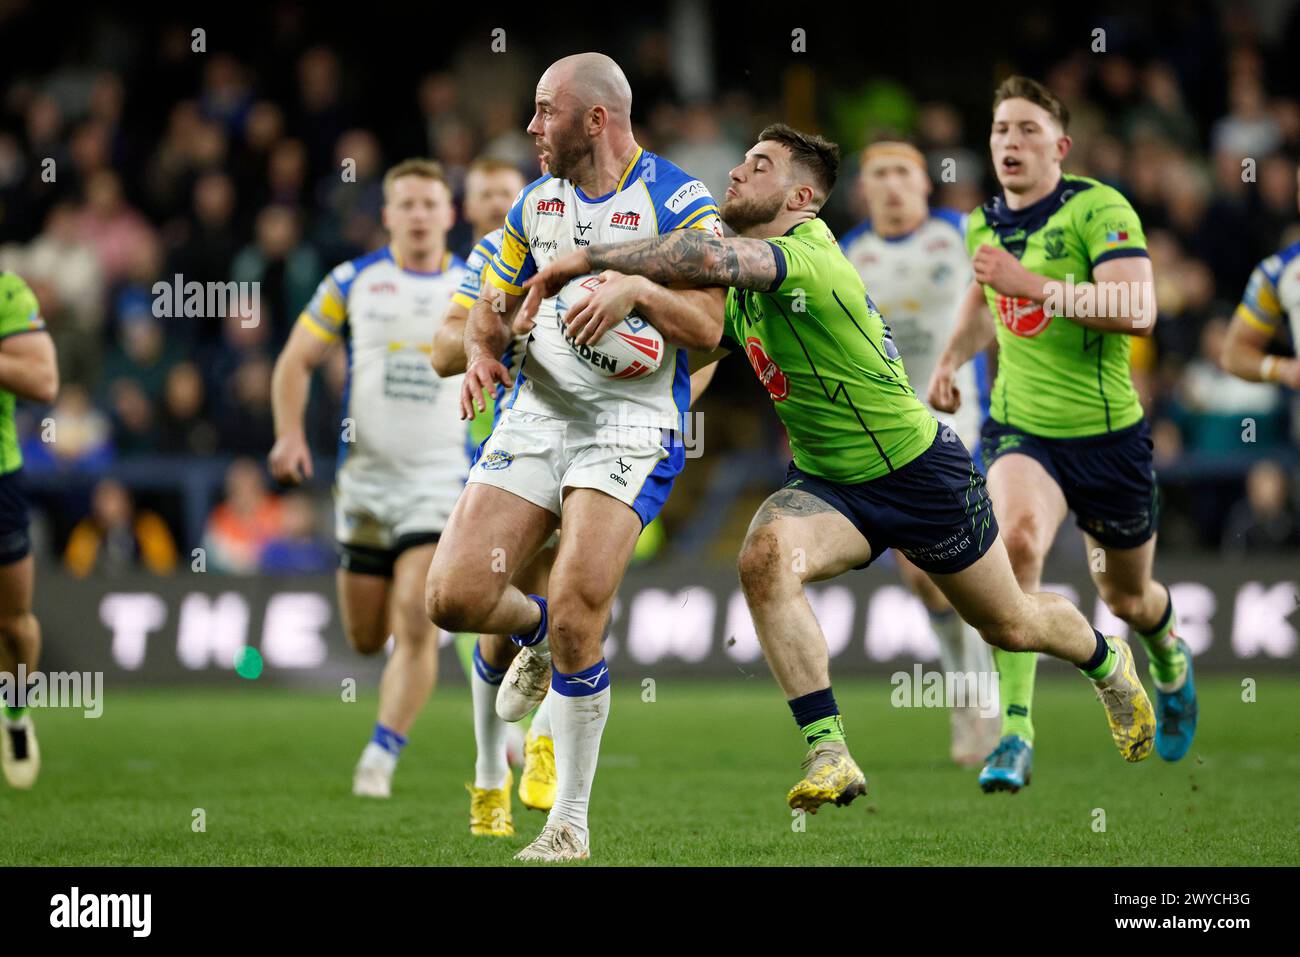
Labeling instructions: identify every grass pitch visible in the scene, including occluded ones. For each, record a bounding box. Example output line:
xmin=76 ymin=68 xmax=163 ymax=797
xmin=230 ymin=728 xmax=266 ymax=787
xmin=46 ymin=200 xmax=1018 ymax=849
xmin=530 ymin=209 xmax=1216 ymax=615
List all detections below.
xmin=2 ymin=675 xmax=1295 ymax=866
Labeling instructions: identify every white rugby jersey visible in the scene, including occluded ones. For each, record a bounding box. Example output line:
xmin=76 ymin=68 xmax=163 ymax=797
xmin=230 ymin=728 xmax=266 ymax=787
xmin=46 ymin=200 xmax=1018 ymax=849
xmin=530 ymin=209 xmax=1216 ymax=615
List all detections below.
xmin=297 ymin=245 xmax=469 ymax=485
xmin=1235 ymin=240 xmax=1300 ymax=351
xmin=840 ymin=209 xmax=982 ymax=435
xmin=483 ymin=147 xmax=722 ymax=429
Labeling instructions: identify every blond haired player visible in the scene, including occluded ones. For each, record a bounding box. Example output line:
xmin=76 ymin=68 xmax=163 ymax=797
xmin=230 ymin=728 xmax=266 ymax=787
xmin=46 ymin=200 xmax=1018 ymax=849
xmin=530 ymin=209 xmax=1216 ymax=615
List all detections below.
xmin=270 ymin=159 xmax=467 ymax=799
xmin=929 ymin=77 xmax=1191 ymax=792
xmin=841 ymin=141 xmax=998 ymax=765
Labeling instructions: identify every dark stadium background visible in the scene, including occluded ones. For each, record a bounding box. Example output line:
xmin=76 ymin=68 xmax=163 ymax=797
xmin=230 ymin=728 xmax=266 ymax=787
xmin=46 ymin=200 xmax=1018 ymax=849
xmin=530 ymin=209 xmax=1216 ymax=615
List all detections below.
xmin=0 ymin=0 xmax=1297 ymax=682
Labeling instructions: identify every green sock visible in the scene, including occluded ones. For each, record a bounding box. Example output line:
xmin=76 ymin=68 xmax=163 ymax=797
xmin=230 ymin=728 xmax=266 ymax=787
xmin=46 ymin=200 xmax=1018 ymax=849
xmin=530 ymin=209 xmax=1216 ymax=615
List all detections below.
xmin=800 ymin=714 xmax=845 ymax=747
xmin=1136 ymin=589 xmax=1186 ymax=685
xmin=3 ymin=705 xmax=26 ymax=721
xmin=1082 ymin=636 xmax=1118 ymax=682
xmin=993 ymin=647 xmax=1036 ymax=744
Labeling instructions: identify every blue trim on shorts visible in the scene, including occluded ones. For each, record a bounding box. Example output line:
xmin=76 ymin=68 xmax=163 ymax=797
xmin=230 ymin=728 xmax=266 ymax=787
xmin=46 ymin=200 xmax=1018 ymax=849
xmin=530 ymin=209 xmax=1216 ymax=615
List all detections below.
xmin=630 ymin=442 xmax=684 ymax=528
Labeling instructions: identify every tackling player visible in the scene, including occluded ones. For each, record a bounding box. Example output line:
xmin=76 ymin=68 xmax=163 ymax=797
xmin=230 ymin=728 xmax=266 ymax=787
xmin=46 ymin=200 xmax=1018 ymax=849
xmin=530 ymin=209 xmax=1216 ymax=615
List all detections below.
xmin=524 ymin=124 xmax=1155 ymax=815
xmin=424 ymin=52 xmax=725 ymax=862
xmin=1221 ymin=161 xmax=1300 ymax=389
xmin=841 ymin=141 xmax=998 ymax=766
xmin=0 ymin=272 xmax=59 ymax=790
xmin=269 ymin=159 xmax=467 ymax=799
xmin=928 ymin=77 xmax=1196 ymax=793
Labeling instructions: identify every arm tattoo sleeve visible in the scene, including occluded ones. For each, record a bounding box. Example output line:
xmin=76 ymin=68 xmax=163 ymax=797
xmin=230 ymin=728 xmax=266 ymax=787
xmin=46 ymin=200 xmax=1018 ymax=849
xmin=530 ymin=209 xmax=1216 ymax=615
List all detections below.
xmin=585 ymin=231 xmax=779 ymax=290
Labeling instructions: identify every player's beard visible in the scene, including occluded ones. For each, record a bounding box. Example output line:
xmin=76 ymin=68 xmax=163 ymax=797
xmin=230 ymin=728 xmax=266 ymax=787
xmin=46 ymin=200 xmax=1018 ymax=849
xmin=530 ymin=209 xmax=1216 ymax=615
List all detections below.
xmin=540 ymin=117 xmax=588 ymax=182
xmin=721 ymin=191 xmax=786 ymax=235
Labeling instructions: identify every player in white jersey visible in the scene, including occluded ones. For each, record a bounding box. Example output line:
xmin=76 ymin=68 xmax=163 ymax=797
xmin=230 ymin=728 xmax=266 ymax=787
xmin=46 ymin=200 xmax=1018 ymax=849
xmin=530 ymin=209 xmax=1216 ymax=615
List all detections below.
xmin=840 ymin=142 xmax=998 ymax=765
xmin=425 ymin=52 xmax=725 ymax=862
xmin=270 ymin=159 xmax=468 ymax=799
xmin=1222 ymin=163 xmax=1300 ymax=389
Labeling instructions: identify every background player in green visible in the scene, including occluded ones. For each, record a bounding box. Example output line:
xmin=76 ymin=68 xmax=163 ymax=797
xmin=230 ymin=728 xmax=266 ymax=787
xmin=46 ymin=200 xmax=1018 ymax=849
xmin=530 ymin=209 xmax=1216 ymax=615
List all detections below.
xmin=523 ymin=124 xmax=1155 ymax=812
xmin=0 ymin=272 xmax=60 ymax=790
xmin=929 ymin=77 xmax=1196 ymax=793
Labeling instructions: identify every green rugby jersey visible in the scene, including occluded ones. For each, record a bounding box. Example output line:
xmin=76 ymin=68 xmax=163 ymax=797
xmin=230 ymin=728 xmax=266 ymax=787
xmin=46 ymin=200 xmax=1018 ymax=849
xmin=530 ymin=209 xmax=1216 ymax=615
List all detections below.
xmin=721 ymin=218 xmax=937 ymax=483
xmin=0 ymin=273 xmax=46 ymax=474
xmin=967 ymin=174 xmax=1147 ymax=437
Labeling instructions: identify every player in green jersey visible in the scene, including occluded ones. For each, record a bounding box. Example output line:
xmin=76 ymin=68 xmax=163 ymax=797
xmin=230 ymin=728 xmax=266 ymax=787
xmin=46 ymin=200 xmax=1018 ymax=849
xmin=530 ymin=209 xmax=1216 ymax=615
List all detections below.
xmin=929 ymin=77 xmax=1196 ymax=793
xmin=522 ymin=124 xmax=1155 ymax=811
xmin=0 ymin=272 xmax=60 ymax=790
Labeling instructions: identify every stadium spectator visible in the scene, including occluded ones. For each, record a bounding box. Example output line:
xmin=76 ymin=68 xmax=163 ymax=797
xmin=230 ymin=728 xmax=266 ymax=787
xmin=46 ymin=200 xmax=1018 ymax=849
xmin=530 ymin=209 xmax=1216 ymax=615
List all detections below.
xmin=71 ymin=169 xmax=157 ymax=286
xmin=165 ymin=171 xmax=242 ymax=293
xmin=63 ymin=478 xmax=178 ymax=577
xmin=1221 ymin=460 xmax=1300 ymax=553
xmin=201 ymin=457 xmax=284 ymax=574
xmin=230 ymin=205 xmax=320 ymax=346
xmin=259 ymin=491 xmax=334 ymax=574
xmin=23 ymin=384 xmax=112 ymax=470
xmin=157 ymin=361 xmax=218 ymax=456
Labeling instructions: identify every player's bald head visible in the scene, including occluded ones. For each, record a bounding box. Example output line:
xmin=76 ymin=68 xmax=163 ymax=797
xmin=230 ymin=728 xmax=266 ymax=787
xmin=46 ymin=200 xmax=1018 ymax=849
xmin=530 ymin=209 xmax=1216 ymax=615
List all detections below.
xmin=542 ymin=53 xmax=632 ymax=124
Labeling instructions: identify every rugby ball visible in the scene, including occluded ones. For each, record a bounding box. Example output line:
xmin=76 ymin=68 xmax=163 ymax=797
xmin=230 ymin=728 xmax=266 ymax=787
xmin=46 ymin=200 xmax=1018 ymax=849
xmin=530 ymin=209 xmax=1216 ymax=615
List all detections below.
xmin=554 ymin=274 xmax=664 ymax=380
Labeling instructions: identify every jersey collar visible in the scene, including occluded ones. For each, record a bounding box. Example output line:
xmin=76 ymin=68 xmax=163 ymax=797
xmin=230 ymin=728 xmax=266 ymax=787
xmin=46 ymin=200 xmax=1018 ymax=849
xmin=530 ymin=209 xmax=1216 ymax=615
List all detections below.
xmin=573 ymin=146 xmax=644 ymax=204
xmin=982 ymin=175 xmax=1092 ymax=235
xmin=390 ymin=245 xmax=451 ymax=275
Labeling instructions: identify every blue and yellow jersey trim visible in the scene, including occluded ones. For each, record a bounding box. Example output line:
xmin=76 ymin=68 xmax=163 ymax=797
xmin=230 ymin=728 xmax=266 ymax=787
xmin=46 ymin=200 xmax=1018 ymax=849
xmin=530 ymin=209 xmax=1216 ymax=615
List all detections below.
xmin=452 ymin=230 xmax=503 ymax=311
xmin=1235 ymin=242 xmax=1300 ymax=335
xmin=485 ymin=176 xmax=552 ymax=297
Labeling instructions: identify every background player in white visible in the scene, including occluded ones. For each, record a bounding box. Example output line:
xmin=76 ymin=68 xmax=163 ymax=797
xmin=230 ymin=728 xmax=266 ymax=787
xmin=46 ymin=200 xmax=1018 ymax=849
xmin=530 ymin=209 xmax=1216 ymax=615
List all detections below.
xmin=1222 ymin=161 xmax=1300 ymax=388
xmin=840 ymin=141 xmax=998 ymax=765
xmin=270 ymin=159 xmax=467 ymax=799
xmin=432 ymin=155 xmax=560 ymax=834
xmin=425 ymin=53 xmax=725 ymax=861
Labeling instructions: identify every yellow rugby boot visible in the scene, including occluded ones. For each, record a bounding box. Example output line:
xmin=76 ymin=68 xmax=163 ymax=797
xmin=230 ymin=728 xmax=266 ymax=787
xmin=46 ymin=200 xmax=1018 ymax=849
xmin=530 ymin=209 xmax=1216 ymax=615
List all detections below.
xmin=519 ymin=730 xmax=556 ymax=812
xmin=1092 ymin=636 xmax=1155 ymax=763
xmin=786 ymin=740 xmax=867 ymax=813
xmin=468 ymin=768 xmax=515 ymax=836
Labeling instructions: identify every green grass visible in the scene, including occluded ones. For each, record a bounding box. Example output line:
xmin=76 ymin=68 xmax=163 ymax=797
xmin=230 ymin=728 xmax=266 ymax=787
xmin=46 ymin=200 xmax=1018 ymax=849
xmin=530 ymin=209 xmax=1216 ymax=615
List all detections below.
xmin=1 ymin=676 xmax=1296 ymax=866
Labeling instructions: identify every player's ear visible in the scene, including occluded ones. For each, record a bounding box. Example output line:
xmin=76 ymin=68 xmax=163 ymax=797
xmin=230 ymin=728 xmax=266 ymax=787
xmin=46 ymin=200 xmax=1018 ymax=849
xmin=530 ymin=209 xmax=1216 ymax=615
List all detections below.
xmin=1056 ymin=133 xmax=1073 ymax=163
xmin=381 ymin=202 xmax=391 ymax=233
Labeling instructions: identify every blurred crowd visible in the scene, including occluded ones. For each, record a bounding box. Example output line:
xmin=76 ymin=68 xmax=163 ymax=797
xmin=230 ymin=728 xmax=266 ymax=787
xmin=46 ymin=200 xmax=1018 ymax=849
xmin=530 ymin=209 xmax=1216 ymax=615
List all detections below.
xmin=1 ymin=3 xmax=1298 ymax=574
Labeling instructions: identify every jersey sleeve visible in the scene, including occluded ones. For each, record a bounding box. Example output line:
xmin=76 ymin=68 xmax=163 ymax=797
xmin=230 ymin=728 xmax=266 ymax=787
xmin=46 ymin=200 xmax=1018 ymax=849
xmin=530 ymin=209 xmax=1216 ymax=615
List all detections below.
xmin=451 ymin=234 xmax=497 ymax=310
xmin=1234 ymin=258 xmax=1285 ymax=335
xmin=0 ymin=274 xmax=46 ymax=339
xmin=721 ymin=295 xmax=743 ymax=351
xmin=656 ymin=177 xmax=723 ymax=236
xmin=764 ymin=228 xmax=825 ymax=300
xmin=1078 ymin=185 xmax=1148 ymax=267
xmin=483 ymin=184 xmax=542 ymax=297
xmin=296 ymin=264 xmax=351 ymax=343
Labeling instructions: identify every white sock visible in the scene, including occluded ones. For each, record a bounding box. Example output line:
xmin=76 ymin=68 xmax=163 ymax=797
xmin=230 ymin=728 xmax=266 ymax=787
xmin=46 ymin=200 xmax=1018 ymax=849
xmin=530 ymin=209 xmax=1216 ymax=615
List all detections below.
xmin=471 ymin=664 xmax=509 ymax=790
xmin=931 ymin=609 xmax=965 ymax=677
xmin=933 ymin=611 xmax=998 ymax=715
xmin=547 ymin=685 xmax=610 ymax=846
xmin=359 ymin=741 xmax=397 ymax=775
xmin=531 ymin=691 xmax=553 ymax=738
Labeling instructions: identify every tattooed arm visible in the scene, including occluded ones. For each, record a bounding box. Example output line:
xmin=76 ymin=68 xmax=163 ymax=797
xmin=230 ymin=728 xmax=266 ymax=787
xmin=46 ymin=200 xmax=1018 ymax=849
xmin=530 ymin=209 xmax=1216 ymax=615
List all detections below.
xmin=585 ymin=231 xmax=781 ymax=290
